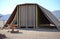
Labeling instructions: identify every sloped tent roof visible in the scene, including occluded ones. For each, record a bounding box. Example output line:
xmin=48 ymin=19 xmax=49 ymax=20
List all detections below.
xmin=4 ymin=6 xmax=17 ymax=27
xmin=4 ymin=3 xmax=60 ymax=29
xmin=39 ymin=5 xmax=60 ymax=29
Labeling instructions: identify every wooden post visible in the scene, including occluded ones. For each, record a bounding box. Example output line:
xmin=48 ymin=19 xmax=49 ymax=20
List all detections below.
xmin=18 ymin=6 xmax=21 ymax=28
xmin=26 ymin=5 xmax=28 ymax=29
xmin=35 ymin=5 xmax=38 ymax=29
xmin=17 ymin=6 xmax=19 ymax=29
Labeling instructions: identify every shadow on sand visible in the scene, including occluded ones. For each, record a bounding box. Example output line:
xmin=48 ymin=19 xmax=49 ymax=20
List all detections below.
xmin=10 ymin=31 xmax=23 ymax=34
xmin=19 ymin=28 xmax=60 ymax=32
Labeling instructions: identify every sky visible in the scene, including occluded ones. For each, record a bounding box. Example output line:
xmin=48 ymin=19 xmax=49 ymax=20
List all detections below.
xmin=0 ymin=0 xmax=60 ymax=15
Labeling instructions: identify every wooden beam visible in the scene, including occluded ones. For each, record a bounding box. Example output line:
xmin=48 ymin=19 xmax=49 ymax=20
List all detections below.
xmin=35 ymin=5 xmax=38 ymax=29
xmin=17 ymin=7 xmax=19 ymax=28
xmin=26 ymin=5 xmax=28 ymax=28
xmin=19 ymin=6 xmax=21 ymax=28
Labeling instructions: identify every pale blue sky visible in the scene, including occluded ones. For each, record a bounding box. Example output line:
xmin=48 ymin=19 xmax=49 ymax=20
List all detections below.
xmin=0 ymin=0 xmax=60 ymax=15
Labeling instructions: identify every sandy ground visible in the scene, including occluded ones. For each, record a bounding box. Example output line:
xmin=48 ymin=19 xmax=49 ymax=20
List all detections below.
xmin=0 ymin=29 xmax=60 ymax=39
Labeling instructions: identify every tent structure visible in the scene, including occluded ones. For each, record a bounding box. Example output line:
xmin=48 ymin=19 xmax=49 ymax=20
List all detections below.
xmin=4 ymin=3 xmax=60 ymax=29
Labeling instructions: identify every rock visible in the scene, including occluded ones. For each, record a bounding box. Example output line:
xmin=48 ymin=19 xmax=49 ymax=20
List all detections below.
xmin=0 ymin=34 xmax=7 ymax=39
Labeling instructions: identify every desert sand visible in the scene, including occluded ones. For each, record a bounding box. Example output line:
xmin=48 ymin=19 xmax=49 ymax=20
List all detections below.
xmin=0 ymin=29 xmax=60 ymax=39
